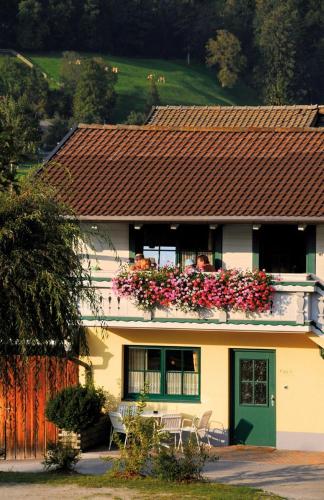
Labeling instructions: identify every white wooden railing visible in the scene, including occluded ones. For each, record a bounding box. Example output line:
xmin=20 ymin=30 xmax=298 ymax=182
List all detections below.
xmin=81 ymin=272 xmax=324 ymax=333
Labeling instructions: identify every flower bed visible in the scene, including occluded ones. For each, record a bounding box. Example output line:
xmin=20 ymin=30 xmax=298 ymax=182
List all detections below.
xmin=113 ymin=267 xmax=274 ymax=314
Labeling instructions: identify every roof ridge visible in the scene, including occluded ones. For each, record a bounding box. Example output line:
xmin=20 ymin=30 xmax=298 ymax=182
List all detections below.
xmin=77 ymin=123 xmax=324 ymax=133
xmin=153 ymin=105 xmax=320 ymax=110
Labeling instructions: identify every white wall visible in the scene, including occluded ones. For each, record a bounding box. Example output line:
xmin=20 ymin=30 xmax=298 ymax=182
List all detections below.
xmin=222 ymin=224 xmax=252 ymax=270
xmin=81 ymin=222 xmax=129 ymax=275
xmin=316 ymin=224 xmax=324 ymax=281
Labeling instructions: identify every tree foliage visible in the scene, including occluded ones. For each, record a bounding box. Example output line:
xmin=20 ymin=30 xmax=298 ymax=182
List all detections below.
xmin=0 ymin=96 xmax=41 ymax=191
xmin=206 ymin=30 xmax=246 ymax=88
xmin=0 ymin=178 xmax=100 ymax=357
xmin=254 ymin=0 xmax=300 ymax=104
xmin=72 ymin=58 xmax=117 ymax=123
xmin=0 ymin=57 xmax=48 ymax=115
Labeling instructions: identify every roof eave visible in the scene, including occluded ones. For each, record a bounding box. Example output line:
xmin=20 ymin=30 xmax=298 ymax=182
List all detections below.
xmin=78 ymin=215 xmax=324 ymax=223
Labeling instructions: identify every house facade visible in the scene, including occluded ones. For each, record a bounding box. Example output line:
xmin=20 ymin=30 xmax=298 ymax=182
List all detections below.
xmin=41 ymin=108 xmax=324 ymax=451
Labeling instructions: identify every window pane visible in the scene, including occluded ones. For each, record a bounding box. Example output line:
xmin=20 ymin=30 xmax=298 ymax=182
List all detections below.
xmin=255 ymin=382 xmax=267 ymax=405
xmin=240 ymin=382 xmax=253 ymax=404
xmin=183 ymin=350 xmax=197 ymax=372
xmin=166 ymin=372 xmax=182 ymax=394
xmin=183 ymin=372 xmax=199 ymax=395
xmin=128 ymin=371 xmax=144 ymax=393
xmin=255 ymin=360 xmax=267 ymax=382
xmin=129 ymin=349 xmax=145 ymax=370
xmin=143 ymin=247 xmax=159 ymax=262
xmin=147 ymin=349 xmax=161 ymax=370
xmin=146 ymin=371 xmax=161 ymax=394
xmin=166 ymin=350 xmax=182 ymax=371
xmin=240 ymin=360 xmax=253 ymax=381
xmin=160 ymin=248 xmax=176 ymax=267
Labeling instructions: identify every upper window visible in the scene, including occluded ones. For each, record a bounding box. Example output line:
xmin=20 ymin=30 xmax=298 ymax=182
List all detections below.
xmin=124 ymin=346 xmax=200 ymax=401
xmin=258 ymin=225 xmax=307 ymax=273
xmin=133 ymin=224 xmax=216 ymax=268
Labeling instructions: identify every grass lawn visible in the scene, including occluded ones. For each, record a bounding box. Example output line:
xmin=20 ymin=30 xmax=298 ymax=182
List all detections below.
xmin=26 ymin=52 xmax=259 ymax=122
xmin=0 ymin=471 xmax=283 ymax=499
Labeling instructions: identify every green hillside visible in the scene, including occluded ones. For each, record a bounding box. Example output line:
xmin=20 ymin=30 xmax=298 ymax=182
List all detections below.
xmin=26 ymin=52 xmax=259 ymax=122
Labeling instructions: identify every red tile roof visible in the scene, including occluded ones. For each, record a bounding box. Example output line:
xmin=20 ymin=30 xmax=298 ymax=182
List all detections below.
xmin=41 ymin=125 xmax=324 ymax=220
xmin=147 ymin=105 xmax=323 ymax=128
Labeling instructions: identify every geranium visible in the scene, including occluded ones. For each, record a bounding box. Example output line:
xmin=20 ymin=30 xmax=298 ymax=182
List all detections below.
xmin=112 ymin=266 xmax=274 ymax=313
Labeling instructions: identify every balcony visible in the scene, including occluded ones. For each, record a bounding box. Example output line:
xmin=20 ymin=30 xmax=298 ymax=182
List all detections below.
xmin=81 ymin=272 xmax=324 ymax=334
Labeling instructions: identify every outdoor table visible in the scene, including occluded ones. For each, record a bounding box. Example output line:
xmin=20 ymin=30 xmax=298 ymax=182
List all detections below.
xmin=141 ymin=410 xmax=162 ymax=419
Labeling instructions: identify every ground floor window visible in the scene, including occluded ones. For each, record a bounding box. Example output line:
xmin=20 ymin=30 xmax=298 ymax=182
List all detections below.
xmin=124 ymin=346 xmax=200 ymax=401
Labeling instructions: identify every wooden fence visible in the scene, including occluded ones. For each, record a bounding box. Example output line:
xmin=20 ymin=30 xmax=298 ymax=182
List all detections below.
xmin=0 ymin=356 xmax=78 ymax=460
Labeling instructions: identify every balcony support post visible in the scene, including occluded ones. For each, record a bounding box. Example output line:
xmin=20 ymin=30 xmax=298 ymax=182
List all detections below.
xmin=296 ymin=292 xmax=305 ymax=325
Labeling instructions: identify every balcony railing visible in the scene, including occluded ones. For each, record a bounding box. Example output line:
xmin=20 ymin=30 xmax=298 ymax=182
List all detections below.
xmin=81 ymin=272 xmax=324 ymax=333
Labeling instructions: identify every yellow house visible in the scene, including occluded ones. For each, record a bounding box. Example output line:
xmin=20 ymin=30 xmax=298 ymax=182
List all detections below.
xmin=42 ymin=107 xmax=324 ymax=451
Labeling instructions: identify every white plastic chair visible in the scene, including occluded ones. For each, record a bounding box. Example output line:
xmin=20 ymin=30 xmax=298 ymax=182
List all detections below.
xmin=108 ymin=411 xmax=128 ymax=450
xmin=159 ymin=414 xmax=183 ymax=450
xmin=181 ymin=410 xmax=212 ymax=447
xmin=117 ymin=403 xmax=137 ymax=417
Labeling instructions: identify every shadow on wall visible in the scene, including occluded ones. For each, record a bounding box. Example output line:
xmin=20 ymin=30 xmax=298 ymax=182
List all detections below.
xmin=87 ymin=332 xmax=113 ymax=371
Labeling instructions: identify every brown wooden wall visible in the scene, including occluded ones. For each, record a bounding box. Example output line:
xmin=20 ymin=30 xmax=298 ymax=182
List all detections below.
xmin=0 ymin=356 xmax=78 ymax=460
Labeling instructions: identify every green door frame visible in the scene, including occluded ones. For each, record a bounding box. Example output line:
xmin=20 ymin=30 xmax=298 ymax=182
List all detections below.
xmin=230 ymin=349 xmax=276 ymax=447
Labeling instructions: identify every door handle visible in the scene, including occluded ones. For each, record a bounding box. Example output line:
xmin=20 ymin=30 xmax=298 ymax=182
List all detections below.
xmin=270 ymin=395 xmax=275 ymax=407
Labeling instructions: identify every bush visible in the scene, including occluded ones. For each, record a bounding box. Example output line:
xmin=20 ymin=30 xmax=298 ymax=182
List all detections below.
xmin=113 ymin=387 xmax=162 ymax=477
xmin=153 ymin=440 xmax=211 ymax=482
xmin=45 ymin=385 xmax=106 ymax=433
xmin=43 ymin=442 xmax=80 ymax=472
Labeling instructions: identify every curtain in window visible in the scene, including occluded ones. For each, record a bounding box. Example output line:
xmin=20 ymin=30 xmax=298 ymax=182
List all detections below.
xmin=166 ymin=372 xmax=182 ymax=394
xmin=128 ymin=371 xmax=144 ymax=393
xmin=183 ymin=373 xmax=199 ymax=395
xmin=146 ymin=371 xmax=161 ymax=393
xmin=129 ymin=349 xmax=145 ymax=370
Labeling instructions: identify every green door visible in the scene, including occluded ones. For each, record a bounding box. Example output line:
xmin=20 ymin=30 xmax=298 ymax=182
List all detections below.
xmin=231 ymin=350 xmax=276 ymax=447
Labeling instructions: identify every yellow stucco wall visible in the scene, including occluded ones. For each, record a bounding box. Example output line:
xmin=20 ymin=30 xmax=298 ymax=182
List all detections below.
xmin=83 ymin=327 xmax=324 ymax=440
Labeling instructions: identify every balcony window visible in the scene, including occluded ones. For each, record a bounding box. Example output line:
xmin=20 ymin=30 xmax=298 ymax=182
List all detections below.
xmin=133 ymin=224 xmax=218 ymax=268
xmin=124 ymin=346 xmax=200 ymax=401
xmin=258 ymin=225 xmax=311 ymax=273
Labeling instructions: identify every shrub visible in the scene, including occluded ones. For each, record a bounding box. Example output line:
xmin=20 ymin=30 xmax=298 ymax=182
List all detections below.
xmin=43 ymin=442 xmax=80 ymax=472
xmin=152 ymin=440 xmax=212 ymax=482
xmin=45 ymin=385 xmax=106 ymax=433
xmin=113 ymin=387 xmax=162 ymax=477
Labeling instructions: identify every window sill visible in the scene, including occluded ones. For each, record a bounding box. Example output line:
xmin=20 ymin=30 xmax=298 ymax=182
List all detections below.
xmin=123 ymin=397 xmax=201 ymax=404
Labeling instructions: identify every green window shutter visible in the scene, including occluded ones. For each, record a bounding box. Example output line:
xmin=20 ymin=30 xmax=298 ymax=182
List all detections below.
xmin=129 ymin=225 xmax=135 ymax=261
xmin=214 ymin=225 xmax=223 ymax=269
xmin=306 ymin=225 xmax=316 ymax=274
xmin=252 ymin=230 xmax=260 ymax=270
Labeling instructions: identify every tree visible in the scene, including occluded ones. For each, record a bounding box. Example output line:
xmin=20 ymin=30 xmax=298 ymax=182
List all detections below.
xmin=17 ymin=0 xmax=47 ymax=49
xmin=145 ymin=78 xmax=161 ymax=114
xmin=0 ymin=57 xmax=48 ymax=115
xmin=0 ymin=179 xmax=99 ymax=358
xmin=59 ymin=51 xmax=83 ymax=112
xmin=72 ymin=58 xmax=117 ymax=124
xmin=206 ymin=30 xmax=246 ymax=87
xmin=80 ymin=0 xmax=101 ymax=50
xmin=0 ymin=96 xmax=41 ymax=191
xmin=254 ymin=0 xmax=300 ymax=104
